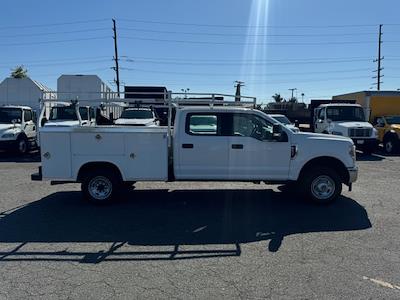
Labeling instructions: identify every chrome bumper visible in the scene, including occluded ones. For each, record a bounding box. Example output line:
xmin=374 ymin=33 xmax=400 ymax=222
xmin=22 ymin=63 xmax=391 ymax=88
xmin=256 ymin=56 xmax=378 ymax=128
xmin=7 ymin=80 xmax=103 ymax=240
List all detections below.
xmin=348 ymin=166 xmax=358 ymax=184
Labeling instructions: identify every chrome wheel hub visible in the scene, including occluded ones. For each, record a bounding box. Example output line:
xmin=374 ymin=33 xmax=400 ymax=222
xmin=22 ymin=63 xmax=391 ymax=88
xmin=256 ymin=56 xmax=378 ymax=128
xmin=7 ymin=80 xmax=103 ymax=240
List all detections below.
xmin=88 ymin=176 xmax=112 ymax=200
xmin=311 ymin=175 xmax=335 ymax=200
xmin=386 ymin=141 xmax=393 ymax=153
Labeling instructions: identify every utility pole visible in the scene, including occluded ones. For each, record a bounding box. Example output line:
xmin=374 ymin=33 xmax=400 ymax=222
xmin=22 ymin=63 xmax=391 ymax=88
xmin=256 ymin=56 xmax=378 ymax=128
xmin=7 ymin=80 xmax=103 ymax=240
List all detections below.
xmin=373 ymin=24 xmax=384 ymax=90
xmin=112 ymin=18 xmax=120 ymax=97
xmin=288 ymin=88 xmax=297 ymax=100
xmin=235 ymin=81 xmax=245 ymax=102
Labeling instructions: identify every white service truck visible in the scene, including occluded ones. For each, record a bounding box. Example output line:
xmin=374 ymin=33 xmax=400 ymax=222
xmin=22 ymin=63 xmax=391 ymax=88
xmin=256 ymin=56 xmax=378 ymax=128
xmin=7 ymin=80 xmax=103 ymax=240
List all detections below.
xmin=32 ymin=103 xmax=358 ymax=205
xmin=0 ymin=105 xmax=37 ymax=154
xmin=314 ymin=103 xmax=378 ymax=154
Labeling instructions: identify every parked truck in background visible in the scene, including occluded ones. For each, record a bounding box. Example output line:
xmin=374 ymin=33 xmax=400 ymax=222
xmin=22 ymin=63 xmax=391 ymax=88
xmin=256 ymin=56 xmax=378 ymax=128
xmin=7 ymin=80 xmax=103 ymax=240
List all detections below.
xmin=333 ymin=91 xmax=400 ymax=154
xmin=0 ymin=106 xmax=37 ymax=154
xmin=312 ymin=102 xmax=378 ymax=154
xmin=32 ymin=94 xmax=358 ymax=205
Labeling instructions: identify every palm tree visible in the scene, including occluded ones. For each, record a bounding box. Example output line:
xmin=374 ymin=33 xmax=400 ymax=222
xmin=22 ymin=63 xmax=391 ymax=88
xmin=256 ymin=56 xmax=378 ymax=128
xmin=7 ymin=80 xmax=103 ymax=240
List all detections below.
xmin=272 ymin=93 xmax=283 ymax=103
xmin=11 ymin=65 xmax=28 ymax=78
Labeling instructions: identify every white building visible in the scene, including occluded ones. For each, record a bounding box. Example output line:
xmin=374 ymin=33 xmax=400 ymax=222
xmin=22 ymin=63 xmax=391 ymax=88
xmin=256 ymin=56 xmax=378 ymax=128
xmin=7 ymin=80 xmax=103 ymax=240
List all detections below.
xmin=57 ymin=75 xmax=115 ymax=102
xmin=0 ymin=77 xmax=54 ymax=113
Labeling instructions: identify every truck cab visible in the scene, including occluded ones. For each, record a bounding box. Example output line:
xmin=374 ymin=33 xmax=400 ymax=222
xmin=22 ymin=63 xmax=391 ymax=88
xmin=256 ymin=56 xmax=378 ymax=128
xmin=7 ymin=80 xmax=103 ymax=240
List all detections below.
xmin=41 ymin=104 xmax=95 ymax=127
xmin=374 ymin=115 xmax=400 ymax=154
xmin=314 ymin=103 xmax=378 ymax=154
xmin=0 ymin=105 xmax=37 ymax=154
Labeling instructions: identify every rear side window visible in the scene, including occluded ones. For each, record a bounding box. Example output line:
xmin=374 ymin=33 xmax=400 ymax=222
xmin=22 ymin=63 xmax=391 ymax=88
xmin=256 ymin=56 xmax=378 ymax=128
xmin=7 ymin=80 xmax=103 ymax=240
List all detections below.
xmin=186 ymin=113 xmax=219 ymax=135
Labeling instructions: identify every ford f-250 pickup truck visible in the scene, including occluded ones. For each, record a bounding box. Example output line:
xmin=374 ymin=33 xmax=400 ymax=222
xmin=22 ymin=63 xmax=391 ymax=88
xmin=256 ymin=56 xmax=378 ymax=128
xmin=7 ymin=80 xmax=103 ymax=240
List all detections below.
xmin=32 ymin=104 xmax=358 ymax=205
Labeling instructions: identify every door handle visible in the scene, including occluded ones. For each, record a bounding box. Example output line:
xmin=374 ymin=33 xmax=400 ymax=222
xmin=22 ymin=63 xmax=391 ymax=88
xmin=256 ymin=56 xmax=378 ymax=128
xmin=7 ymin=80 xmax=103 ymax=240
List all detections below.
xmin=231 ymin=144 xmax=243 ymax=149
xmin=182 ymin=143 xmax=194 ymax=149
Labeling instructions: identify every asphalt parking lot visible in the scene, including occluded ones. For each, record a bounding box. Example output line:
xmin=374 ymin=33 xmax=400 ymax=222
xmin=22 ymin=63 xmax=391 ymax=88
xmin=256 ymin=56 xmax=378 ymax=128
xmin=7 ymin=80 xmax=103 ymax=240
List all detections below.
xmin=0 ymin=150 xmax=399 ymax=299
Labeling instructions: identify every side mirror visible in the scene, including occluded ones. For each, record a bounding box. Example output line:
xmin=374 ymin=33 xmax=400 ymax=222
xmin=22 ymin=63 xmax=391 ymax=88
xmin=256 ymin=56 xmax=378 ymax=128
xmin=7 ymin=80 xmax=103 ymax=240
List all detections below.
xmin=41 ymin=117 xmax=48 ymax=127
xmin=272 ymin=124 xmax=282 ymax=139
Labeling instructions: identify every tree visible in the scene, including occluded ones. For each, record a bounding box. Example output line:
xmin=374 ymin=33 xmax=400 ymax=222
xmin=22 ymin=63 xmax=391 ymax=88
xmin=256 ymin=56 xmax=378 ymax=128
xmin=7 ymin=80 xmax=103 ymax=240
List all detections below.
xmin=11 ymin=65 xmax=28 ymax=78
xmin=272 ymin=93 xmax=283 ymax=103
xmin=288 ymin=97 xmax=298 ymax=103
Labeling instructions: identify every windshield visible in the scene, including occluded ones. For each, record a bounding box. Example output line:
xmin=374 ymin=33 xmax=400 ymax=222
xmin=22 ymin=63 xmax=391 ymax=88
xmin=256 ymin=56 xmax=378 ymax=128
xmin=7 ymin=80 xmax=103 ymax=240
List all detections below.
xmin=272 ymin=116 xmax=291 ymax=125
xmin=385 ymin=116 xmax=400 ymax=124
xmin=326 ymin=106 xmax=365 ymax=122
xmin=0 ymin=108 xmax=22 ymax=124
xmin=49 ymin=107 xmax=78 ymax=121
xmin=120 ymin=110 xmax=154 ymax=119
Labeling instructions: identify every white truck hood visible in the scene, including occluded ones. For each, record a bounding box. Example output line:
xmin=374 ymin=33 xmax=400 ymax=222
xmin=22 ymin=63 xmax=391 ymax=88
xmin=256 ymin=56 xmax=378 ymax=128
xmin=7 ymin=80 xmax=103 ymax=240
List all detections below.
xmin=44 ymin=120 xmax=81 ymax=127
xmin=333 ymin=121 xmax=373 ymax=129
xmin=115 ymin=118 xmax=156 ymax=126
xmin=0 ymin=123 xmax=21 ymax=132
xmin=295 ymin=131 xmax=353 ymax=142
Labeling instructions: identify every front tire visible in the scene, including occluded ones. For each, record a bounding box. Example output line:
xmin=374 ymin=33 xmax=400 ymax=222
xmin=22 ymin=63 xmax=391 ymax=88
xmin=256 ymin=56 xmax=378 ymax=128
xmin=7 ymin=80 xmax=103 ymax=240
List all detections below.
xmin=299 ymin=167 xmax=342 ymax=204
xmin=81 ymin=170 xmax=121 ymax=204
xmin=16 ymin=136 xmax=29 ymax=155
xmin=384 ymin=137 xmax=399 ymax=154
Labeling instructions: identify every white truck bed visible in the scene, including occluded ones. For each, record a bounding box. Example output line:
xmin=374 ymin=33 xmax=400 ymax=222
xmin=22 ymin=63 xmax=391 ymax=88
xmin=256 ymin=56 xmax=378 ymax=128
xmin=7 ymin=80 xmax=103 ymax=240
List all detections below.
xmin=39 ymin=126 xmax=169 ymax=181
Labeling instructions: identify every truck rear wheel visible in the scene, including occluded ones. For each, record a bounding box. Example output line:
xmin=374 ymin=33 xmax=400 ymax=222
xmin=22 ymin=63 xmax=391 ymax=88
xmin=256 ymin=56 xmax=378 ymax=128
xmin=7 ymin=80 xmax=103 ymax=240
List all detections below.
xmin=81 ymin=170 xmax=121 ymax=204
xmin=299 ymin=167 xmax=342 ymax=205
xmin=384 ymin=137 xmax=399 ymax=154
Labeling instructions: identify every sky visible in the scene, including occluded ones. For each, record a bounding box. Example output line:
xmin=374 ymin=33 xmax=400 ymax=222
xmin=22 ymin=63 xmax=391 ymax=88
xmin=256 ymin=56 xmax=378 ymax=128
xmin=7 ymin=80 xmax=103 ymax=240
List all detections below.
xmin=1 ymin=0 xmax=400 ymax=103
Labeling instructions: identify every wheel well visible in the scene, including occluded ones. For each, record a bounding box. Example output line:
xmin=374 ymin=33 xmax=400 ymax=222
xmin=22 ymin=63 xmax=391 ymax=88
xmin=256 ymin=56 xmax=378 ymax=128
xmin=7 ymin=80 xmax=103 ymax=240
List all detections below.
xmin=77 ymin=162 xmax=123 ymax=182
xmin=383 ymin=131 xmax=399 ymax=142
xmin=299 ymin=156 xmax=349 ymax=184
xmin=16 ymin=132 xmax=27 ymax=140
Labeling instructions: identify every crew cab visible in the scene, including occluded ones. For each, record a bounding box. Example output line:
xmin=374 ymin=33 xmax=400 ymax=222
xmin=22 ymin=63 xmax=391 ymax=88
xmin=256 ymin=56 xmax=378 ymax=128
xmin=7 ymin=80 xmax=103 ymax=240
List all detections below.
xmin=314 ymin=103 xmax=378 ymax=154
xmin=374 ymin=115 xmax=400 ymax=154
xmin=32 ymin=105 xmax=358 ymax=205
xmin=0 ymin=105 xmax=37 ymax=154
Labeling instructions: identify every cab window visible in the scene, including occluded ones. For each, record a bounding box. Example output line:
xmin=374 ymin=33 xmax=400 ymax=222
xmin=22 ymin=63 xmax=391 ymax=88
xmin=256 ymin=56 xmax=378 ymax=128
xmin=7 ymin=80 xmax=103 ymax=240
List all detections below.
xmin=186 ymin=113 xmax=219 ymax=135
xmin=224 ymin=113 xmax=275 ymax=141
xmin=23 ymin=110 xmax=32 ymax=122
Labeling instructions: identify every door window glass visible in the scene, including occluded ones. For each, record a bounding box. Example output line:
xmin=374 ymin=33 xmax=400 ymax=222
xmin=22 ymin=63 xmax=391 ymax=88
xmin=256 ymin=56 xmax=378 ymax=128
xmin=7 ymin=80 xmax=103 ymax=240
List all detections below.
xmin=231 ymin=113 xmax=273 ymax=141
xmin=23 ymin=110 xmax=32 ymax=122
xmin=187 ymin=114 xmax=218 ymax=135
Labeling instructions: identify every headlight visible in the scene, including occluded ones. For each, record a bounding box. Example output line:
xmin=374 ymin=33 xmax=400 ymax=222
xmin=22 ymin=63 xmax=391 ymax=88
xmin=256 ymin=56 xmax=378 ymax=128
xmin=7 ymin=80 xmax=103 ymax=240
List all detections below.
xmin=372 ymin=128 xmax=378 ymax=138
xmin=349 ymin=144 xmax=356 ymax=161
xmin=332 ymin=131 xmax=343 ymax=136
xmin=1 ymin=133 xmax=15 ymax=139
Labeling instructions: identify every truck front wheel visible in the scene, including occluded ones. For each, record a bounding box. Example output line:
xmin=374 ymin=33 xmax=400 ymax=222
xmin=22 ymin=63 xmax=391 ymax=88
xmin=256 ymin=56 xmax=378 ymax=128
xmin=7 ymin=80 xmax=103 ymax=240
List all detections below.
xmin=299 ymin=167 xmax=342 ymax=205
xmin=384 ymin=137 xmax=399 ymax=154
xmin=16 ymin=136 xmax=29 ymax=155
xmin=81 ymin=170 xmax=121 ymax=204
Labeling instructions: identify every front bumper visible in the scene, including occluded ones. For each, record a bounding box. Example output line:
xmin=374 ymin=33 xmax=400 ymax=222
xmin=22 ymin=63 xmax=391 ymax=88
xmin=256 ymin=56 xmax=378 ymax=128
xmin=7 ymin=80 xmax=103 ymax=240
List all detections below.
xmin=352 ymin=138 xmax=379 ymax=149
xmin=347 ymin=166 xmax=358 ymax=184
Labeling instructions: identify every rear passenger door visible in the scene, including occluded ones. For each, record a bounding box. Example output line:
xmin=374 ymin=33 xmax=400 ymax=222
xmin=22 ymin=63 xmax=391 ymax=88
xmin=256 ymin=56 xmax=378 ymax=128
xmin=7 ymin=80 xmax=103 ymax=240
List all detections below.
xmin=176 ymin=112 xmax=229 ymax=179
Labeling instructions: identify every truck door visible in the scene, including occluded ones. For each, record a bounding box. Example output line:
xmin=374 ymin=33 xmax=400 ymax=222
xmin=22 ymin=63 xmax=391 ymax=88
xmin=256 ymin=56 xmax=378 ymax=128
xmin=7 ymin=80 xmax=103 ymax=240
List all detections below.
xmin=176 ymin=112 xmax=229 ymax=179
xmin=225 ymin=113 xmax=291 ymax=180
xmin=314 ymin=108 xmax=326 ymax=133
xmin=23 ymin=109 xmax=36 ymax=139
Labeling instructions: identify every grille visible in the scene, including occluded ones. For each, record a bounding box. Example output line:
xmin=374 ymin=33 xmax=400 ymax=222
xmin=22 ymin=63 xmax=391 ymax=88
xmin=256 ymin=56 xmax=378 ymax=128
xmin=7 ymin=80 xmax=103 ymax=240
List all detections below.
xmin=348 ymin=128 xmax=371 ymax=138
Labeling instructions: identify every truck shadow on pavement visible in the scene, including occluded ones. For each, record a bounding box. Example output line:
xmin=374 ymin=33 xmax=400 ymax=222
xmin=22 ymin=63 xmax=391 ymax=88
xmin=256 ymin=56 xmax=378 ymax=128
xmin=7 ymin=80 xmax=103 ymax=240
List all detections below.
xmin=0 ymin=151 xmax=40 ymax=163
xmin=0 ymin=189 xmax=371 ymax=263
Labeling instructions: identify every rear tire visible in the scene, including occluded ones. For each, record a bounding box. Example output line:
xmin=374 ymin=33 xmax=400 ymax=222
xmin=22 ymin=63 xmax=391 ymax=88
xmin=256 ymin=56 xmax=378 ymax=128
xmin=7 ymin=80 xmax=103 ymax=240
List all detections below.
xmin=384 ymin=137 xmax=399 ymax=154
xmin=81 ymin=169 xmax=121 ymax=204
xmin=299 ymin=166 xmax=342 ymax=205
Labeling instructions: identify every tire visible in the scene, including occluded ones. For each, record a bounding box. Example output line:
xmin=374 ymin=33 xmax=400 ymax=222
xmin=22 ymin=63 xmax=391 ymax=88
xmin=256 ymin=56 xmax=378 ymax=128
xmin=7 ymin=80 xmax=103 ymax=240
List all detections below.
xmin=81 ymin=169 xmax=121 ymax=204
xmin=299 ymin=166 xmax=342 ymax=205
xmin=384 ymin=136 xmax=399 ymax=154
xmin=16 ymin=136 xmax=29 ymax=155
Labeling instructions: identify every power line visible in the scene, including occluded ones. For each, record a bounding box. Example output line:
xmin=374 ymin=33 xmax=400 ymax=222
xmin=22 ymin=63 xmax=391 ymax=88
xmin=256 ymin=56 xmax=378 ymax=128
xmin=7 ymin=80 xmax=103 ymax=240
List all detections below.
xmin=0 ymin=36 xmax=110 ymax=47
xmin=118 ymin=18 xmax=378 ymax=29
xmin=0 ymin=28 xmax=110 ymax=38
xmin=120 ymin=58 xmax=372 ymax=66
xmin=118 ymin=27 xmax=376 ymax=38
xmin=0 ymin=18 xmax=109 ymax=30
xmin=0 ymin=59 xmax=112 ymax=69
xmin=119 ymin=36 xmax=375 ymax=46
xmin=0 ymin=56 xmax=110 ymax=64
xmin=120 ymin=67 xmax=372 ymax=77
